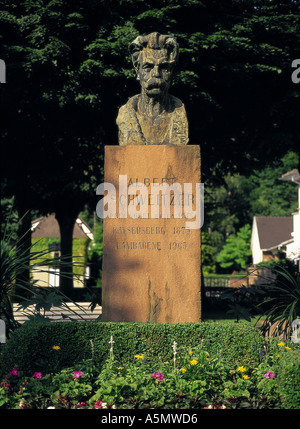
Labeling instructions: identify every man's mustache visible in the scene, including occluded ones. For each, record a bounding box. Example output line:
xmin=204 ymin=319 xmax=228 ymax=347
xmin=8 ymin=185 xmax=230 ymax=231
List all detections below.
xmin=146 ymin=78 xmax=167 ymax=89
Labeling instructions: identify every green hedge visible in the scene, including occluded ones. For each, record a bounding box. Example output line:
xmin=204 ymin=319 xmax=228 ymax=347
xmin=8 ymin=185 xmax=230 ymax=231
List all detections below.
xmin=276 ymin=348 xmax=300 ymax=409
xmin=0 ymin=321 xmax=265 ymax=375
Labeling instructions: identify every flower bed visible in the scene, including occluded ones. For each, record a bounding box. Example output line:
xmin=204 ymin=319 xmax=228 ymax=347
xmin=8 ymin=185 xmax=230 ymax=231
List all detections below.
xmin=0 ymin=338 xmax=299 ymax=409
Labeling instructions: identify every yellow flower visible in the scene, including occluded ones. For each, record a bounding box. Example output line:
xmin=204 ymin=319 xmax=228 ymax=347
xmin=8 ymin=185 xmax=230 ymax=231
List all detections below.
xmin=52 ymin=345 xmax=60 ymax=350
xmin=276 ymin=354 xmax=280 ymax=359
xmin=243 ymin=375 xmax=250 ymax=380
xmin=134 ymin=354 xmax=144 ymax=360
xmin=285 ymin=346 xmax=291 ymax=350
xmin=277 ymin=342 xmax=285 ymax=347
xmin=237 ymin=366 xmax=246 ymax=373
xmin=190 ymin=359 xmax=198 ymax=366
xmin=181 ymin=368 xmax=187 ymax=373
xmin=189 ymin=351 xmax=193 ymax=356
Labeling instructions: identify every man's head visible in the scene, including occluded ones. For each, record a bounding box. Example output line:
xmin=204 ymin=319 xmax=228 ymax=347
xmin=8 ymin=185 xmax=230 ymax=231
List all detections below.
xmin=129 ymin=32 xmax=179 ymax=98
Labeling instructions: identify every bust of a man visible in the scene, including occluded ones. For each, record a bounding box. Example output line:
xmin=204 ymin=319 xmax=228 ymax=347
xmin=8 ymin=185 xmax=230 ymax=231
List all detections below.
xmin=117 ymin=32 xmax=189 ymax=145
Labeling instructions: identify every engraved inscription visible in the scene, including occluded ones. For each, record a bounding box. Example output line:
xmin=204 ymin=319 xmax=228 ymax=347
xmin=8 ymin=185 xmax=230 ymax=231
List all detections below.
xmin=110 ymin=177 xmax=197 ymax=251
xmin=113 ymin=226 xmax=165 ymax=234
xmin=116 ymin=241 xmax=161 ymax=250
xmin=128 ymin=177 xmax=177 ymax=186
xmin=113 ymin=225 xmax=192 ymax=251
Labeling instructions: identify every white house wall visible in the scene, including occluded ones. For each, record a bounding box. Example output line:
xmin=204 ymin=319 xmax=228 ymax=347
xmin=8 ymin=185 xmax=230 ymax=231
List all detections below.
xmin=287 ymin=211 xmax=300 ymax=262
xmin=251 ymin=217 xmax=263 ymax=265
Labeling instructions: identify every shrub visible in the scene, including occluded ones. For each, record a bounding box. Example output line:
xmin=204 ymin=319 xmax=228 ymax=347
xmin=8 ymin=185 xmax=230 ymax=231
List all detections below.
xmin=256 ymin=262 xmax=300 ymax=339
xmin=250 ymin=337 xmax=300 ymax=409
xmin=0 ymin=321 xmax=265 ymax=374
xmin=276 ymin=347 xmax=300 ymax=409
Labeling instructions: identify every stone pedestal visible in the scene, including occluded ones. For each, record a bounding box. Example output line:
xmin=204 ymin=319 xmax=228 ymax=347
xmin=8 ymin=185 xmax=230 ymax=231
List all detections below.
xmin=101 ymin=145 xmax=201 ymax=323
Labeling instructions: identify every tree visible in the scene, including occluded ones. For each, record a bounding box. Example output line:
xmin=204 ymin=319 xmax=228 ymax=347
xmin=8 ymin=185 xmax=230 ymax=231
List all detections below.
xmin=204 ymin=173 xmax=252 ymax=236
xmin=217 ymin=224 xmax=252 ymax=272
xmin=201 ymin=232 xmax=217 ymax=274
xmin=1 ymin=0 xmax=299 ymax=294
xmin=248 ymin=151 xmax=299 ymax=217
xmin=0 ymin=1 xmax=105 ymax=295
xmin=202 ymin=150 xmax=298 ymax=272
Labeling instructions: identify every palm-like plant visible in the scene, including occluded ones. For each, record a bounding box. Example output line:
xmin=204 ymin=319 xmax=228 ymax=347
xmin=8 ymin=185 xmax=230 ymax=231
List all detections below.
xmin=255 ymin=261 xmax=300 ymax=339
xmin=0 ymin=239 xmax=19 ymax=332
xmin=0 ymin=216 xmax=88 ymax=337
xmin=0 ymin=224 xmax=60 ymax=332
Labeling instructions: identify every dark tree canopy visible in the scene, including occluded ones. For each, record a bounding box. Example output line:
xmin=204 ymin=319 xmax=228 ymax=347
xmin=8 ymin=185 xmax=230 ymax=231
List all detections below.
xmin=1 ymin=0 xmax=299 ymax=188
xmin=1 ymin=0 xmax=299 ymax=290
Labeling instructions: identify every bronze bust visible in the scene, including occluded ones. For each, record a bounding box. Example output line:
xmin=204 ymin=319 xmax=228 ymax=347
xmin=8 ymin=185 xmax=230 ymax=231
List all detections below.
xmin=117 ymin=32 xmax=189 ymax=145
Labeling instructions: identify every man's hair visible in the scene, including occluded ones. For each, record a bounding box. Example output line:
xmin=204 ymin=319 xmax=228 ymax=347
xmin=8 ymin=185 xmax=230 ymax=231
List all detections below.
xmin=129 ymin=32 xmax=179 ymax=74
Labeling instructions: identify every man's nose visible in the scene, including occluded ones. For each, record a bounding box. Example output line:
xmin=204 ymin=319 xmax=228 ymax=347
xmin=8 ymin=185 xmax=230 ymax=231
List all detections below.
xmin=152 ymin=65 xmax=161 ymax=78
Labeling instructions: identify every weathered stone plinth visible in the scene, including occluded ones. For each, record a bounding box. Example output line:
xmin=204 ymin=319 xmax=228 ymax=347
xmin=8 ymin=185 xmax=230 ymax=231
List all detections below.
xmin=102 ymin=145 xmax=201 ymax=323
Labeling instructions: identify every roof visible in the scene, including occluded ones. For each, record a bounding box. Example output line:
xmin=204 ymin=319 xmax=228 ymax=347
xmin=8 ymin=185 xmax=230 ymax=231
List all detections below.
xmin=254 ymin=216 xmax=293 ymax=251
xmin=279 ymin=169 xmax=300 ymax=184
xmin=31 ymin=214 xmax=93 ymax=240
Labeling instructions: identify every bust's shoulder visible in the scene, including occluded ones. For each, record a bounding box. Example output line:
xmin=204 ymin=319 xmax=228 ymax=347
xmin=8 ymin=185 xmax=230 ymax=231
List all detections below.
xmin=120 ymin=95 xmax=139 ymax=111
xmin=116 ymin=95 xmax=139 ymax=125
xmin=116 ymin=95 xmax=138 ymax=128
xmin=169 ymin=95 xmax=184 ymax=110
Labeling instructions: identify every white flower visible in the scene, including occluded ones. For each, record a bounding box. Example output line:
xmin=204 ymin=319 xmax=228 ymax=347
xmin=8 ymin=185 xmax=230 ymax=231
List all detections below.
xmin=18 ymin=399 xmax=26 ymax=409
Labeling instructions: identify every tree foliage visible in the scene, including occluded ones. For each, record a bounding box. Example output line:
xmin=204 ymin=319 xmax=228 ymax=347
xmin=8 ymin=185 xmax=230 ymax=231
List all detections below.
xmin=248 ymin=151 xmax=299 ymax=217
xmin=216 ymin=224 xmax=252 ymax=271
xmin=0 ymin=0 xmax=299 ymax=289
xmin=203 ymin=150 xmax=298 ymax=272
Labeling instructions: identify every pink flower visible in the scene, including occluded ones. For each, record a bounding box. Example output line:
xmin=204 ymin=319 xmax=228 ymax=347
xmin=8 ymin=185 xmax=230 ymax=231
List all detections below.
xmin=94 ymin=400 xmax=102 ymax=409
xmin=151 ymin=372 xmax=164 ymax=381
xmin=72 ymin=370 xmax=84 ymax=379
xmin=32 ymin=372 xmax=42 ymax=379
xmin=77 ymin=402 xmax=86 ymax=408
xmin=9 ymin=369 xmax=18 ymax=376
xmin=264 ymin=371 xmax=276 ymax=379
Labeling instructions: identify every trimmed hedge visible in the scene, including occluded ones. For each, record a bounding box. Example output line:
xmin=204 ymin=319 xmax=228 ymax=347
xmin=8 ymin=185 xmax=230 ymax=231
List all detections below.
xmin=0 ymin=321 xmax=265 ymax=375
xmin=276 ymin=348 xmax=300 ymax=409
